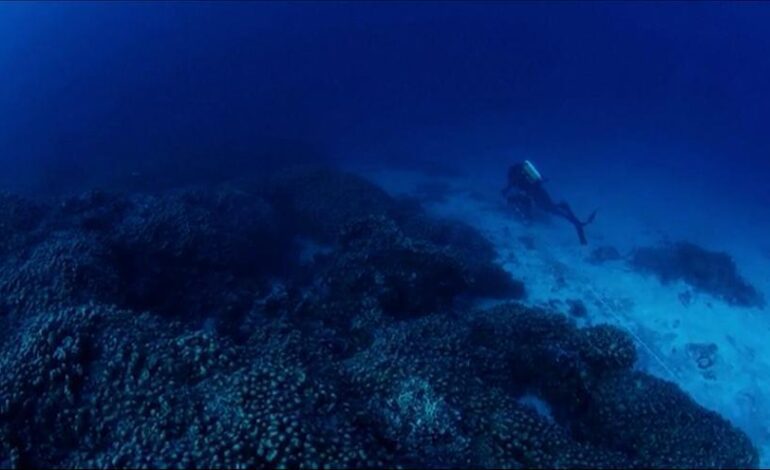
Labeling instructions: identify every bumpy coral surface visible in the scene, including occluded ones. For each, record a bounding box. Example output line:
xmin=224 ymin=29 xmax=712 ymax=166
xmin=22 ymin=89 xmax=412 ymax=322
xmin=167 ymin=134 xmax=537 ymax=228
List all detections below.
xmin=630 ymin=241 xmax=765 ymax=308
xmin=0 ymin=168 xmax=758 ymax=469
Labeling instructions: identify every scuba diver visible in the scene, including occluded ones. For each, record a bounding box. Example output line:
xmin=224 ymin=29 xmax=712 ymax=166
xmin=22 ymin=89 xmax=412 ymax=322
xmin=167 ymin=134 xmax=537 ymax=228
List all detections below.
xmin=502 ymin=160 xmax=597 ymax=245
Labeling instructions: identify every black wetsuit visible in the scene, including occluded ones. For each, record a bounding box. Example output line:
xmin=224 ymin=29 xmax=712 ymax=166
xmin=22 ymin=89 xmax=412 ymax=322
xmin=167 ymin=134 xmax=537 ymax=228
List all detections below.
xmin=502 ymin=163 xmax=596 ymax=245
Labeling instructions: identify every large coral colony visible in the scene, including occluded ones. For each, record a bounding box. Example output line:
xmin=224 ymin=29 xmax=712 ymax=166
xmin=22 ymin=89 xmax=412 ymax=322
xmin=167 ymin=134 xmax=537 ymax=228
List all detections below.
xmin=0 ymin=166 xmax=759 ymax=469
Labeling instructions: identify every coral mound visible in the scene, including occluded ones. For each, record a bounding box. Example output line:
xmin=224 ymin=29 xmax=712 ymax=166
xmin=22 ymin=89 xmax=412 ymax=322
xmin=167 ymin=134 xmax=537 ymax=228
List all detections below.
xmin=630 ymin=241 xmax=765 ymax=308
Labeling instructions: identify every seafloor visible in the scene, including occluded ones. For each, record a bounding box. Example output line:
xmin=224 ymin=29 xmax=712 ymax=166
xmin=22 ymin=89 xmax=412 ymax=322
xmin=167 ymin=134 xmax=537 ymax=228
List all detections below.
xmin=0 ymin=165 xmax=763 ymax=468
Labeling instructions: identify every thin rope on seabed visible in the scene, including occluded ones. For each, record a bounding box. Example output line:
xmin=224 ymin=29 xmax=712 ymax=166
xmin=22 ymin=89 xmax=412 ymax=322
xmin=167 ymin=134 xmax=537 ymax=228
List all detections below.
xmin=584 ymin=283 xmax=683 ymax=383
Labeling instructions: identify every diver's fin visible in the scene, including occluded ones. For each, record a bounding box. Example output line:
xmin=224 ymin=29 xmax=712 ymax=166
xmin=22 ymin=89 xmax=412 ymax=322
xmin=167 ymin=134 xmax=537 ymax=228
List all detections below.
xmin=583 ymin=209 xmax=598 ymax=226
xmin=575 ymin=209 xmax=598 ymax=245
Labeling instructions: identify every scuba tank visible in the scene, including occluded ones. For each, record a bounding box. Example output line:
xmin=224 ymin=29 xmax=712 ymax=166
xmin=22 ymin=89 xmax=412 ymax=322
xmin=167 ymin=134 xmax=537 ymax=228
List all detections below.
xmin=522 ymin=160 xmax=543 ymax=183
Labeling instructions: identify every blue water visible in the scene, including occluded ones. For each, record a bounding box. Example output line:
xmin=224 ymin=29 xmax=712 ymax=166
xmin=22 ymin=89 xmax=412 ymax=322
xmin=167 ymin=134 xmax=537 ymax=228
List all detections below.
xmin=1 ymin=2 xmax=769 ymax=468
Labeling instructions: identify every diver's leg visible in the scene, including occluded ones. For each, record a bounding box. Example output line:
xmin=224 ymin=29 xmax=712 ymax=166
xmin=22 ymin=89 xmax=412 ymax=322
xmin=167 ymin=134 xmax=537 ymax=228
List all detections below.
xmin=554 ymin=201 xmax=593 ymax=245
xmin=554 ymin=201 xmax=582 ymax=222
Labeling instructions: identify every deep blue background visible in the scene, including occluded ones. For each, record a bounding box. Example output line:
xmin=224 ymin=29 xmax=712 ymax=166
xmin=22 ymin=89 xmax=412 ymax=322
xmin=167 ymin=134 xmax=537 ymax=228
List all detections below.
xmin=1 ymin=2 xmax=768 ymax=200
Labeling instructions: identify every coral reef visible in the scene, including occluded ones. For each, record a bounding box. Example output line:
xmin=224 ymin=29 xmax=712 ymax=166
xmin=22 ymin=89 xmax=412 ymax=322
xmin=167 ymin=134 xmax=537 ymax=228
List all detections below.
xmin=576 ymin=324 xmax=638 ymax=373
xmin=267 ymin=166 xmax=523 ymax=300
xmin=265 ymin=166 xmax=396 ymax=242
xmin=583 ymin=371 xmax=757 ymax=468
xmin=0 ymin=168 xmax=759 ymax=468
xmin=567 ymin=298 xmax=588 ymax=318
xmin=630 ymin=241 xmax=765 ymax=308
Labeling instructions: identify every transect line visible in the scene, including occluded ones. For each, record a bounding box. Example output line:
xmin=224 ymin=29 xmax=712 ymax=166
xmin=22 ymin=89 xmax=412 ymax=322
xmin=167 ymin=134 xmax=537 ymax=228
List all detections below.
xmin=584 ymin=283 xmax=683 ymax=383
